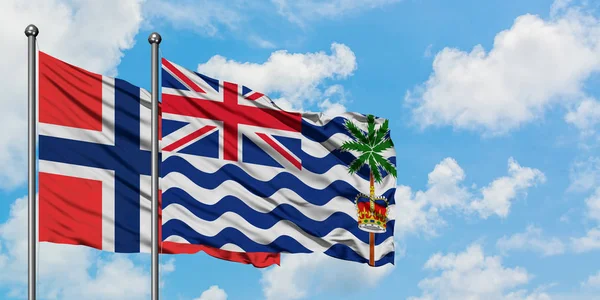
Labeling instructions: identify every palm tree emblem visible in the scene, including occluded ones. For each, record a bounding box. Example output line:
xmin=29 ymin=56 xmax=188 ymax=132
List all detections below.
xmin=340 ymin=114 xmax=396 ymax=266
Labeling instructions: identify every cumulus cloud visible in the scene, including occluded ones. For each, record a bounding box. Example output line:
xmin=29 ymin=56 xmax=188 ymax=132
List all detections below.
xmin=248 ymin=35 xmax=277 ymax=49
xmin=571 ymin=228 xmax=600 ymax=253
xmin=160 ymin=258 xmax=175 ymax=273
xmin=272 ymin=0 xmax=402 ymax=26
xmin=571 ymin=188 xmax=600 ymax=253
xmin=260 ymin=253 xmax=393 ymax=300
xmin=317 ymin=85 xmax=348 ymax=116
xmin=504 ymin=289 xmax=553 ymax=300
xmin=144 ymin=0 xmax=399 ymax=45
xmin=142 ymin=0 xmax=283 ymax=48
xmin=394 ymin=157 xmax=468 ymax=237
xmin=408 ymin=244 xmax=547 ymax=300
xmin=394 ymin=184 xmax=446 ymax=237
xmin=496 ymin=225 xmax=566 ymax=257
xmin=0 ymin=196 xmax=152 ymax=299
xmin=0 ymin=0 xmax=145 ymax=189
xmin=159 ymin=257 xmax=176 ymax=288
xmin=395 ymin=157 xmax=545 ymax=237
xmin=550 ymin=0 xmax=575 ymax=16
xmin=565 ymin=98 xmax=600 ymax=138
xmin=469 ymin=158 xmax=546 ymax=218
xmin=581 ymin=271 xmax=600 ymax=289
xmin=569 ymin=157 xmax=600 ymax=193
xmin=196 ymin=43 xmax=357 ymax=111
xmin=406 ymin=3 xmax=600 ymax=135
xmin=423 ymin=44 xmax=434 ymax=58
xmin=143 ymin=0 xmax=241 ymax=37
xmin=585 ymin=188 xmax=600 ymax=222
xmin=195 ymin=285 xmax=228 ymax=300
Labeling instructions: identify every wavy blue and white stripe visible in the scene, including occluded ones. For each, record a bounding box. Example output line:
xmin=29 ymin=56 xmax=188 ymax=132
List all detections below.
xmin=161 ymin=112 xmax=397 ymax=266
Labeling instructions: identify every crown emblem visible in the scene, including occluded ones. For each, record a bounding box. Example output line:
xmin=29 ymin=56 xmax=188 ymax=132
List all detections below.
xmin=354 ymin=193 xmax=389 ymax=233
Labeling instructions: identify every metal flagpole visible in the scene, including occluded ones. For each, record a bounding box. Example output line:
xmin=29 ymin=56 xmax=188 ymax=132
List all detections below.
xmin=25 ymin=24 xmax=39 ymax=300
xmin=148 ymin=32 xmax=162 ymax=300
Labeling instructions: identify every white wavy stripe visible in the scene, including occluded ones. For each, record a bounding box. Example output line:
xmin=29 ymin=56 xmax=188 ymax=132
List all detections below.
xmin=162 ymin=204 xmax=395 ymax=261
xmin=301 ymin=132 xmax=396 ymax=159
xmin=219 ymin=243 xmax=246 ymax=252
xmin=162 ymin=152 xmax=396 ymax=193
xmin=162 ymin=172 xmax=396 ymax=222
xmin=303 ymin=132 xmax=350 ymax=158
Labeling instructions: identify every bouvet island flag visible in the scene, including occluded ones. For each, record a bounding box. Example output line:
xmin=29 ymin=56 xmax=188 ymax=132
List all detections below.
xmin=160 ymin=58 xmax=397 ymax=266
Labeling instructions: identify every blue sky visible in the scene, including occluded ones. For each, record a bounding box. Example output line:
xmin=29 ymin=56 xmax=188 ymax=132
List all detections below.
xmin=1 ymin=0 xmax=600 ymax=299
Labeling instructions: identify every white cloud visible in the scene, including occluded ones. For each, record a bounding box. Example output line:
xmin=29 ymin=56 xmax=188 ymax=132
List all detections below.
xmin=408 ymin=244 xmax=546 ymax=300
xmin=272 ymin=0 xmax=401 ymax=26
xmin=147 ymin=0 xmax=402 ymax=36
xmin=159 ymin=257 xmax=176 ymax=288
xmin=394 ymin=157 xmax=469 ymax=237
xmin=394 ymin=185 xmax=446 ymax=237
xmin=581 ymin=271 xmax=600 ymax=289
xmin=504 ymin=289 xmax=552 ymax=300
xmin=406 ymin=4 xmax=600 ymax=135
xmin=0 ymin=0 xmax=145 ymax=189
xmin=424 ymin=44 xmax=434 ymax=58
xmin=496 ymin=225 xmax=566 ymax=257
xmin=197 ymin=43 xmax=357 ymax=111
xmin=248 ymin=35 xmax=277 ymax=49
xmin=569 ymin=157 xmax=600 ymax=192
xmin=0 ymin=196 xmax=152 ymax=299
xmin=260 ymin=253 xmax=393 ymax=300
xmin=317 ymin=85 xmax=348 ymax=116
xmin=571 ymin=187 xmax=600 ymax=253
xmin=550 ymin=0 xmax=574 ymax=17
xmin=318 ymin=99 xmax=347 ymax=116
xmin=571 ymin=228 xmax=600 ymax=253
xmin=395 ymin=157 xmax=545 ymax=237
xmin=565 ymin=98 xmax=600 ymax=137
xmin=143 ymin=0 xmax=281 ymax=48
xmin=585 ymin=188 xmax=600 ymax=222
xmin=422 ymin=157 xmax=471 ymax=209
xmin=195 ymin=285 xmax=228 ymax=300
xmin=469 ymin=158 xmax=546 ymax=219
xmin=160 ymin=257 xmax=175 ymax=273
xmin=75 ymin=256 xmax=149 ymax=299
xmin=143 ymin=0 xmax=241 ymax=37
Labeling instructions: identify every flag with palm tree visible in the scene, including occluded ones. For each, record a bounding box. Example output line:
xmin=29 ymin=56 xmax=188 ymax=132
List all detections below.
xmin=340 ymin=114 xmax=397 ymax=266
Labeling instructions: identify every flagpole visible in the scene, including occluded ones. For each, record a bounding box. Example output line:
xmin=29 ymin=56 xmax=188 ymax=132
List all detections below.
xmin=149 ymin=32 xmax=162 ymax=300
xmin=25 ymin=24 xmax=39 ymax=300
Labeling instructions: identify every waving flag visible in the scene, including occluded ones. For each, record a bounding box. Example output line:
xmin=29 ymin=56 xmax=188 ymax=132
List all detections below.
xmin=37 ymin=51 xmax=279 ymax=267
xmin=161 ymin=58 xmax=397 ymax=266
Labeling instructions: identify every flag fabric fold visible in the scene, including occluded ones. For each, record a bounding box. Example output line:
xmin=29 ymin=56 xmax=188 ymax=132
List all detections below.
xmin=160 ymin=58 xmax=397 ymax=266
xmin=37 ymin=51 xmax=279 ymax=267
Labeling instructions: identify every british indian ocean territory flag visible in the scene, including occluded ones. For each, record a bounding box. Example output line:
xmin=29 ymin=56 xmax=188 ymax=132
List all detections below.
xmin=160 ymin=58 xmax=397 ymax=266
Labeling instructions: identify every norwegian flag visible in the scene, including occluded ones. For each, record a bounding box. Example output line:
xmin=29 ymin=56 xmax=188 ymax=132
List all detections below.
xmin=37 ymin=51 xmax=279 ymax=267
xmin=160 ymin=58 xmax=303 ymax=170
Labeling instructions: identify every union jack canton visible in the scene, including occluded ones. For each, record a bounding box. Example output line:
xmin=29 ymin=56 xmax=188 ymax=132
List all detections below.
xmin=160 ymin=58 xmax=302 ymax=169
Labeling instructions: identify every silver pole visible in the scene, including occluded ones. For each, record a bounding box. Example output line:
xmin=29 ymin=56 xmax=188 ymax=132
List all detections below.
xmin=148 ymin=32 xmax=162 ymax=300
xmin=25 ymin=24 xmax=39 ymax=300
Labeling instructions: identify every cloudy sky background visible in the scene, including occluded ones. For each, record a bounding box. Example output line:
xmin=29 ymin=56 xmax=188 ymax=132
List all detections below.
xmin=1 ymin=0 xmax=599 ymax=299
